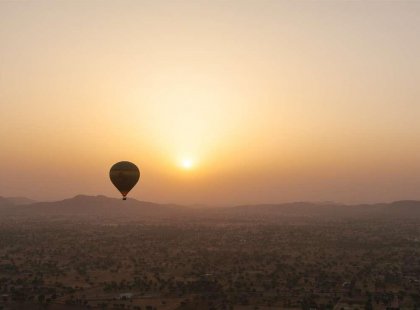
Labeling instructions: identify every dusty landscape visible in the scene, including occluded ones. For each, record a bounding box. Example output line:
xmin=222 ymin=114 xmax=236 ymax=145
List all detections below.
xmin=0 ymin=196 xmax=419 ymax=309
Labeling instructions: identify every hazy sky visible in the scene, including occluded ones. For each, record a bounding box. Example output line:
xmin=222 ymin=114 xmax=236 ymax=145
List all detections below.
xmin=1 ymin=1 xmax=419 ymax=204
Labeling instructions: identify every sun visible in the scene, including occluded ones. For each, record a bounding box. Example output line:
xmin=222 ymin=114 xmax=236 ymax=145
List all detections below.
xmin=181 ymin=158 xmax=194 ymax=170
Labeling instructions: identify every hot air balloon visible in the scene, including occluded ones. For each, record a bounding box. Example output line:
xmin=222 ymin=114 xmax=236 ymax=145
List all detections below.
xmin=109 ymin=161 xmax=140 ymax=200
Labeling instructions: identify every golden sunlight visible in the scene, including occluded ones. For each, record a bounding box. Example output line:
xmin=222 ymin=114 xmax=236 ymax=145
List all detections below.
xmin=180 ymin=158 xmax=194 ymax=170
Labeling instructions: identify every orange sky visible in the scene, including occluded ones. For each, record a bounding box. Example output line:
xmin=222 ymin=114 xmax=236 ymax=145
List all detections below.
xmin=1 ymin=1 xmax=419 ymax=204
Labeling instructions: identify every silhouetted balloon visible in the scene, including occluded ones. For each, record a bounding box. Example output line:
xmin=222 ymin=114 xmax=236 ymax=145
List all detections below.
xmin=109 ymin=161 xmax=140 ymax=200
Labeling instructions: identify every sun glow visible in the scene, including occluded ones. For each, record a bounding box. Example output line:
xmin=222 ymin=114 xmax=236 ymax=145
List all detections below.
xmin=181 ymin=158 xmax=194 ymax=170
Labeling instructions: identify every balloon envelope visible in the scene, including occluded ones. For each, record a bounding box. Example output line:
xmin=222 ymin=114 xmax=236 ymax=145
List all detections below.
xmin=109 ymin=161 xmax=140 ymax=200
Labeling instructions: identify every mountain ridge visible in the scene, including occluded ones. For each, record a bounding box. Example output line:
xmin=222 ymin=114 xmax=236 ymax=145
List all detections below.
xmin=0 ymin=195 xmax=419 ymax=220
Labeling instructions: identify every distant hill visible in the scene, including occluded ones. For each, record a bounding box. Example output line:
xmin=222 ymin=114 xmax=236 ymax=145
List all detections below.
xmin=383 ymin=200 xmax=420 ymax=217
xmin=229 ymin=200 xmax=420 ymax=219
xmin=0 ymin=195 xmax=419 ymax=221
xmin=0 ymin=196 xmax=36 ymax=207
xmin=0 ymin=197 xmax=14 ymax=208
xmin=5 ymin=196 xmax=37 ymax=205
xmin=0 ymin=195 xmax=184 ymax=220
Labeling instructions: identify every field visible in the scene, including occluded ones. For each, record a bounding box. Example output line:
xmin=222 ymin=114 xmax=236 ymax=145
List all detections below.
xmin=0 ymin=213 xmax=419 ymax=309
